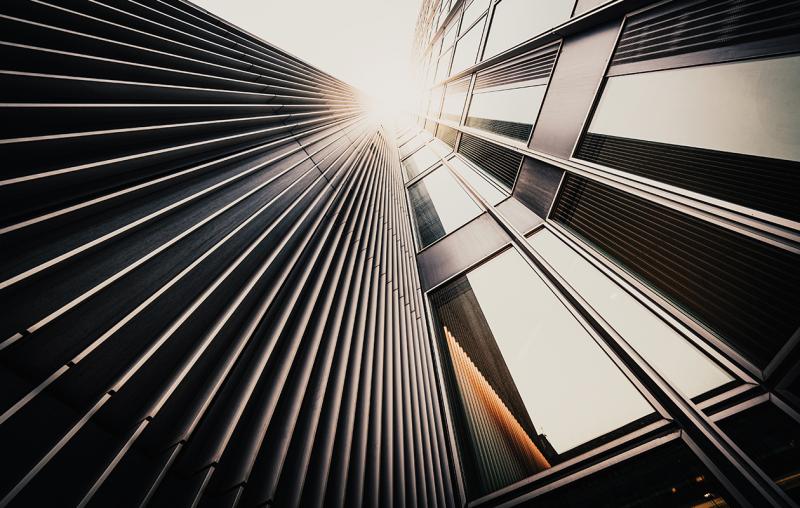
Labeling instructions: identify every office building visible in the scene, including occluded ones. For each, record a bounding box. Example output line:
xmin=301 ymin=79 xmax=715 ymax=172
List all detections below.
xmin=1 ymin=0 xmax=799 ymax=506
xmin=404 ymin=0 xmax=800 ymax=506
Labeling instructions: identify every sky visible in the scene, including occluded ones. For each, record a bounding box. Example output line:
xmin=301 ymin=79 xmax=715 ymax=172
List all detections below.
xmin=192 ymin=0 xmax=423 ymax=104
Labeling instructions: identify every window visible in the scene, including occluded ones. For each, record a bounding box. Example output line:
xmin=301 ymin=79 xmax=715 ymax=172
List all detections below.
xmin=408 ymin=166 xmax=482 ymax=248
xmin=460 ymin=0 xmax=490 ymax=35
xmin=457 ymin=133 xmax=524 ymax=190
xmin=431 ymin=248 xmax=654 ymax=496
xmin=588 ymin=56 xmax=800 ymax=163
xmin=435 ymin=124 xmax=458 ymax=148
xmin=483 ymin=0 xmax=573 ymax=59
xmin=551 ymin=174 xmax=800 ymax=369
xmin=399 ymin=131 xmax=431 ymax=158
xmin=403 ymin=144 xmax=441 ymax=181
xmin=577 ymin=55 xmax=800 ymax=221
xmin=425 ymin=86 xmax=444 ymax=122
xmin=448 ymin=155 xmax=507 ymax=205
xmin=527 ymin=228 xmax=735 ymax=399
xmin=440 ymin=77 xmax=470 ymax=123
xmin=466 ymin=45 xmax=557 ymax=141
xmin=467 ymin=86 xmax=546 ymax=141
xmin=434 ymin=49 xmax=452 ymax=83
xmin=449 ymin=17 xmax=484 ymax=76
xmin=441 ymin=21 xmax=458 ymax=52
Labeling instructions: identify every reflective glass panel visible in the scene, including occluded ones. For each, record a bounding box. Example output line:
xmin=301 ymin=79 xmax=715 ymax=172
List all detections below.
xmin=440 ymin=79 xmax=469 ymax=123
xmin=527 ymin=228 xmax=735 ymax=399
xmin=403 ymin=144 xmax=441 ymax=181
xmin=461 ymin=0 xmax=490 ymax=34
xmin=448 ymin=156 xmax=507 ymax=205
xmin=450 ymin=18 xmax=485 ymax=76
xmin=435 ymin=49 xmax=452 ymax=83
xmin=483 ymin=0 xmax=573 ymax=59
xmin=442 ymin=21 xmax=459 ymax=51
xmin=588 ymin=55 xmax=800 ymax=162
xmin=431 ymin=248 xmax=654 ymax=495
xmin=408 ymin=166 xmax=482 ymax=248
xmin=399 ymin=131 xmax=431 ymax=159
xmin=466 ymin=84 xmax=547 ymax=141
xmin=426 ymin=86 xmax=444 ymax=121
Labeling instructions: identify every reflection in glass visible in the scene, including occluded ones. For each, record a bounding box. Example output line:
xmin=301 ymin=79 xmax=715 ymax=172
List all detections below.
xmin=461 ymin=0 xmax=490 ymax=35
xmin=450 ymin=19 xmax=484 ymax=76
xmin=431 ymin=249 xmax=653 ymax=495
xmin=718 ymin=401 xmax=800 ymax=502
xmin=483 ymin=0 xmax=573 ymax=59
xmin=403 ymin=144 xmax=441 ymax=181
xmin=448 ymin=156 xmax=507 ymax=205
xmin=435 ymin=49 xmax=452 ymax=84
xmin=527 ymin=228 xmax=734 ymax=399
xmin=425 ymin=86 xmax=444 ymax=122
xmin=588 ymin=55 xmax=800 ymax=162
xmin=408 ymin=166 xmax=482 ymax=248
xmin=466 ymin=85 xmax=547 ymax=141
xmin=399 ymin=131 xmax=431 ymax=159
xmin=442 ymin=21 xmax=459 ymax=52
xmin=440 ymin=78 xmax=470 ymax=123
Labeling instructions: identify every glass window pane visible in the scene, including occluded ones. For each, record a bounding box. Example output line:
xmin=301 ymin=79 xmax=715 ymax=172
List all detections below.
xmin=717 ymin=401 xmax=800 ymax=502
xmin=450 ymin=18 xmax=485 ymax=76
xmin=435 ymin=49 xmax=452 ymax=83
xmin=426 ymin=86 xmax=444 ymax=121
xmin=408 ymin=166 xmax=482 ymax=248
xmin=399 ymin=131 xmax=431 ymax=159
xmin=466 ymin=84 xmax=547 ymax=141
xmin=588 ymin=55 xmax=800 ymax=162
xmin=431 ymin=248 xmax=653 ymax=495
xmin=442 ymin=21 xmax=458 ymax=52
xmin=448 ymin=156 xmax=507 ymax=205
xmin=403 ymin=144 xmax=441 ymax=181
xmin=440 ymin=78 xmax=470 ymax=123
xmin=483 ymin=0 xmax=573 ymax=59
xmin=527 ymin=228 xmax=735 ymax=399
xmin=461 ymin=0 xmax=490 ymax=34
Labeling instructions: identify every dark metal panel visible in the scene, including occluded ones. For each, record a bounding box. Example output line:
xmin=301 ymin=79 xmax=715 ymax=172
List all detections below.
xmin=528 ymin=19 xmax=622 ymax=158
xmin=416 ymin=213 xmax=510 ymax=291
xmin=495 ymin=197 xmax=544 ymax=235
xmin=511 ymin=156 xmax=565 ymax=219
xmin=0 ymin=1 xmax=456 ymax=506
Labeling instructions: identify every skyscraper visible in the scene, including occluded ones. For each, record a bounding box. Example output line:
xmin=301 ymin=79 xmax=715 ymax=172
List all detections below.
xmin=408 ymin=0 xmax=800 ymax=506
xmin=0 ymin=0 xmax=799 ymax=507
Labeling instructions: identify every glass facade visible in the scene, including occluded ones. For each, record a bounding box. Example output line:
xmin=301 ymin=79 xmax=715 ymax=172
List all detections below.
xmin=483 ymin=0 xmax=573 ymax=59
xmin=450 ymin=20 xmax=485 ymax=76
xmin=408 ymin=165 xmax=483 ymax=248
xmin=527 ymin=228 xmax=735 ymax=400
xmin=466 ymin=85 xmax=546 ymax=141
xmin=430 ymin=248 xmax=654 ymax=496
xmin=411 ymin=0 xmax=800 ymax=506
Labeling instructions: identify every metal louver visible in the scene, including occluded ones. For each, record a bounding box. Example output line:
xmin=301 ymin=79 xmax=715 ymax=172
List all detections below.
xmin=457 ymin=133 xmax=524 ymax=190
xmin=552 ymin=174 xmax=800 ymax=369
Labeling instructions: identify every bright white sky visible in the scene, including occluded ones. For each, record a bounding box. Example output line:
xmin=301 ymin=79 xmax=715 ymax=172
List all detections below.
xmin=192 ymin=0 xmax=423 ymax=104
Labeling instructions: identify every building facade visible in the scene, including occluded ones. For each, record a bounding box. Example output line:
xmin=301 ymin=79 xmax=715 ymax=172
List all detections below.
xmin=1 ymin=0 xmax=799 ymax=507
xmin=405 ymin=0 xmax=800 ymax=506
xmin=0 ymin=0 xmax=454 ymax=506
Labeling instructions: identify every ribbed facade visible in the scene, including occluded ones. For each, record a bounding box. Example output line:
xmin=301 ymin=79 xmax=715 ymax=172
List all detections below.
xmin=4 ymin=0 xmax=800 ymax=507
xmin=0 ymin=1 xmax=455 ymax=507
